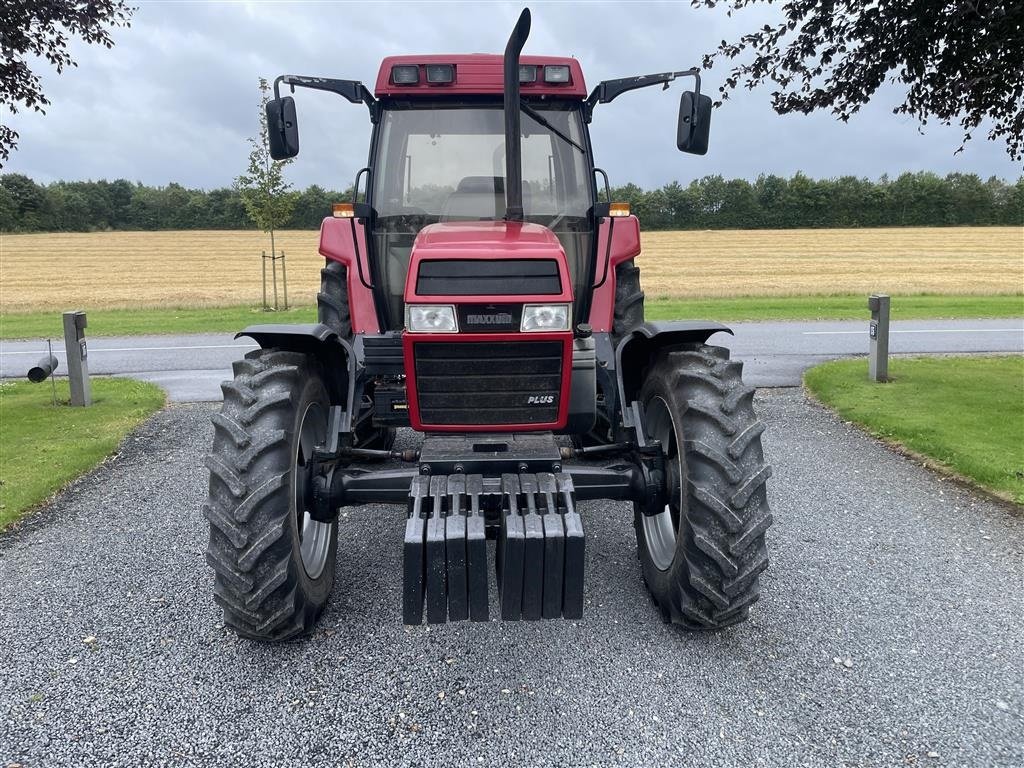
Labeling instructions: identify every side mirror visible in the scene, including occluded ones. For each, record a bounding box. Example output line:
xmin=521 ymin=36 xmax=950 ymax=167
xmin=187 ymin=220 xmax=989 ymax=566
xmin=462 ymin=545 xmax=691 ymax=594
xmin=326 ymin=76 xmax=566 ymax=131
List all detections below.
xmin=266 ymin=96 xmax=299 ymax=160
xmin=677 ymin=91 xmax=712 ymax=155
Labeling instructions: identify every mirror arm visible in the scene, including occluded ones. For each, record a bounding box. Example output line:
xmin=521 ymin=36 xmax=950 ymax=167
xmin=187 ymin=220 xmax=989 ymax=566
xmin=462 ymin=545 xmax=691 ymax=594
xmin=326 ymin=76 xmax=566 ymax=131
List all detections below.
xmin=583 ymin=68 xmax=700 ymax=122
xmin=274 ymin=75 xmax=380 ymax=122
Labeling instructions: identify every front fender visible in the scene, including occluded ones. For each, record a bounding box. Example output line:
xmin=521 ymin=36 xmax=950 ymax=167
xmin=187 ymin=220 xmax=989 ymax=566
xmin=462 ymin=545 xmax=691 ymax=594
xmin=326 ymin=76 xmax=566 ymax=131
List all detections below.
xmin=615 ymin=321 xmax=733 ymax=407
xmin=236 ymin=323 xmax=356 ymax=409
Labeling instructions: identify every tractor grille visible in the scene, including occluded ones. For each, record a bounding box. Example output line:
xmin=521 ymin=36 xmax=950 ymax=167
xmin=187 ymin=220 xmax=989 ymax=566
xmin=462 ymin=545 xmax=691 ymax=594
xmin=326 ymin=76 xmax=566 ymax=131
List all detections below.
xmin=416 ymin=259 xmax=561 ymax=296
xmin=413 ymin=340 xmax=563 ymax=426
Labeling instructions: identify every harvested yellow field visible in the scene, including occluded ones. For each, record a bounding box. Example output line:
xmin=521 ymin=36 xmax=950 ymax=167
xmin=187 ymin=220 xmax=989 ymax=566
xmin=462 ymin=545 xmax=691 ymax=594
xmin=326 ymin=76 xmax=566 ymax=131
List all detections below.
xmin=1 ymin=230 xmax=323 ymax=313
xmin=1 ymin=227 xmax=1021 ymax=312
xmin=638 ymin=227 xmax=1023 ymax=299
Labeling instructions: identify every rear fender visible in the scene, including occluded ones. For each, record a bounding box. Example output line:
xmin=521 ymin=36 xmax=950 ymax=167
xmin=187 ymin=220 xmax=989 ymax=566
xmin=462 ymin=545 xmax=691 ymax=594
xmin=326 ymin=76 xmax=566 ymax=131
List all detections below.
xmin=615 ymin=321 xmax=732 ymax=410
xmin=319 ymin=216 xmax=381 ymax=333
xmin=588 ymin=215 xmax=641 ymax=332
xmin=237 ymin=323 xmax=356 ymax=412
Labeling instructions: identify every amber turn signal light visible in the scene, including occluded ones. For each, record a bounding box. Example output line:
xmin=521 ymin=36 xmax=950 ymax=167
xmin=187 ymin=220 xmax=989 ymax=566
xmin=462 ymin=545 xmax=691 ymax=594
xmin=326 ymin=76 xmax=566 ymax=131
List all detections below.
xmin=332 ymin=203 xmax=355 ymax=218
xmin=609 ymin=202 xmax=631 ymax=217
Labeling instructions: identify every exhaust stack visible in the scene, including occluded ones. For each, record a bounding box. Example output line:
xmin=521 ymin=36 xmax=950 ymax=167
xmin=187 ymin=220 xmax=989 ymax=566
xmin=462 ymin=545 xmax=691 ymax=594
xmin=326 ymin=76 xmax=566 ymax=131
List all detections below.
xmin=503 ymin=7 xmax=531 ymax=222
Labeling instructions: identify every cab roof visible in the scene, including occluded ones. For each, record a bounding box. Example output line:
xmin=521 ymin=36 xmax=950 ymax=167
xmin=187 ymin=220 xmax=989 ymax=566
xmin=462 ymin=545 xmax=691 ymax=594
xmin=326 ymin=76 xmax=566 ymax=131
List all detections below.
xmin=375 ymin=54 xmax=587 ymax=99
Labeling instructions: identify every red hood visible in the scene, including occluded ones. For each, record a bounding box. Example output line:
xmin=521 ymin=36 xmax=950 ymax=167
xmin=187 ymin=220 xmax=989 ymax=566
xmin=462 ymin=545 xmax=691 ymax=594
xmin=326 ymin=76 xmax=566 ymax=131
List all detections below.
xmin=404 ymin=221 xmax=572 ymax=303
xmin=412 ymin=221 xmax=563 ymax=257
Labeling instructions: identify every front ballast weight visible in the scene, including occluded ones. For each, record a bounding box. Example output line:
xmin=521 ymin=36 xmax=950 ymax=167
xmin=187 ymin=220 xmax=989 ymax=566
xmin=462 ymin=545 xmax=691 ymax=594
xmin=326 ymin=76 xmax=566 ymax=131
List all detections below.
xmin=304 ymin=429 xmax=666 ymax=627
xmin=403 ymin=471 xmax=584 ymax=625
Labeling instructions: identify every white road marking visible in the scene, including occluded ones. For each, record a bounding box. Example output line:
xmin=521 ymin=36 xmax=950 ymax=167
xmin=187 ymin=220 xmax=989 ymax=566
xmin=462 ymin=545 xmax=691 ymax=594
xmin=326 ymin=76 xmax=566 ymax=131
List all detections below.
xmin=0 ymin=343 xmax=259 ymax=356
xmin=802 ymin=328 xmax=1023 ymax=336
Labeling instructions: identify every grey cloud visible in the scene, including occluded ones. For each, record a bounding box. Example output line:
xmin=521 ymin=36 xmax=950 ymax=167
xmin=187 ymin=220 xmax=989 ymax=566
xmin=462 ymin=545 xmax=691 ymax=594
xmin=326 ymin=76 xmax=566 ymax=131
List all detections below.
xmin=6 ymin=1 xmax=1020 ymax=190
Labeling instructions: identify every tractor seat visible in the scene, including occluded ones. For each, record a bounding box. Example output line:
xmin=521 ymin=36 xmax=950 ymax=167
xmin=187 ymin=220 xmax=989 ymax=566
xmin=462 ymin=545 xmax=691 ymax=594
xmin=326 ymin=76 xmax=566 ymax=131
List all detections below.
xmin=441 ymin=176 xmax=506 ymax=221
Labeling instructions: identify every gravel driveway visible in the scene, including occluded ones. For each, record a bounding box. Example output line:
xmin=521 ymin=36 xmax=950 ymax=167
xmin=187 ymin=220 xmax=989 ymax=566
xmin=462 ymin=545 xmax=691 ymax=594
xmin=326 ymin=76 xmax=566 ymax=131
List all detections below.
xmin=1 ymin=390 xmax=1021 ymax=767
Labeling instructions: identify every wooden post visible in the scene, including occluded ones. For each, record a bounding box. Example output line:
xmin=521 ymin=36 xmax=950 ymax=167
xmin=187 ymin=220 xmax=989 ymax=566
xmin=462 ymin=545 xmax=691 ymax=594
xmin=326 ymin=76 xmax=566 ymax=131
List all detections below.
xmin=261 ymin=250 xmax=268 ymax=311
xmin=280 ymin=250 xmax=288 ymax=310
xmin=271 ymin=248 xmax=279 ymax=310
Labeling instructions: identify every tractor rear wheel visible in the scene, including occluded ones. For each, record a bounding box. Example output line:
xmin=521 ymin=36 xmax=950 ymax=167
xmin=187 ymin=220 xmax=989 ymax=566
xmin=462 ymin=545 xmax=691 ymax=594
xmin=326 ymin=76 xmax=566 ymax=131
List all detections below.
xmin=317 ymin=259 xmax=395 ymax=452
xmin=317 ymin=260 xmax=352 ymax=337
xmin=611 ymin=259 xmax=645 ymax=347
xmin=634 ymin=343 xmax=772 ymax=629
xmin=204 ymin=349 xmax=338 ymax=641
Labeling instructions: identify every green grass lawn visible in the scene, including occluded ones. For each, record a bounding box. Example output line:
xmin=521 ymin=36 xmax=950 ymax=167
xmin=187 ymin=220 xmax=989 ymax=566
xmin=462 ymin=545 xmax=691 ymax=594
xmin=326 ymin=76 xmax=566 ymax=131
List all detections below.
xmin=0 ymin=305 xmax=316 ymax=340
xmin=646 ymin=293 xmax=1024 ymax=322
xmin=0 ymin=378 xmax=165 ymax=529
xmin=1 ymin=293 xmax=1020 ymax=339
xmin=805 ymin=355 xmax=1024 ymax=504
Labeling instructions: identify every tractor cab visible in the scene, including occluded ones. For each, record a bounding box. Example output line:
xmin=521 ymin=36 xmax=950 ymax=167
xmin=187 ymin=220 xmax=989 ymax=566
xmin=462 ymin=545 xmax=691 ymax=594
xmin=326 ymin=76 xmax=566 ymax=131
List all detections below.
xmin=367 ymin=56 xmax=595 ymax=330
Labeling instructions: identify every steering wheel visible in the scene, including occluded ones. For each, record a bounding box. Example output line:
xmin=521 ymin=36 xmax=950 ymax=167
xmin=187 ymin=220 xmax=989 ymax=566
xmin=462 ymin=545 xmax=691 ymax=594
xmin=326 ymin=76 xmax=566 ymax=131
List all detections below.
xmin=382 ymin=207 xmax=430 ymax=234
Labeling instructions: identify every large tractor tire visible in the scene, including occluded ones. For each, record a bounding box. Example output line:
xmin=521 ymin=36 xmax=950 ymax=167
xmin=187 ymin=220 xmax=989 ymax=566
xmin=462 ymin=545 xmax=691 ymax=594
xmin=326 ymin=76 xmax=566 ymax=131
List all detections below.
xmin=204 ymin=349 xmax=338 ymax=642
xmin=316 ymin=259 xmax=395 ymax=452
xmin=610 ymin=259 xmax=645 ymax=347
xmin=634 ymin=343 xmax=772 ymax=630
xmin=317 ymin=260 xmax=352 ymax=337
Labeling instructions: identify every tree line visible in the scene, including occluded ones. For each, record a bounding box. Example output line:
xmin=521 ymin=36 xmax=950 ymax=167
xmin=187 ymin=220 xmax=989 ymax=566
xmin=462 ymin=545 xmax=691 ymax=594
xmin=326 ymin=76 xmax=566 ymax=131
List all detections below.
xmin=1 ymin=171 xmax=1020 ymax=233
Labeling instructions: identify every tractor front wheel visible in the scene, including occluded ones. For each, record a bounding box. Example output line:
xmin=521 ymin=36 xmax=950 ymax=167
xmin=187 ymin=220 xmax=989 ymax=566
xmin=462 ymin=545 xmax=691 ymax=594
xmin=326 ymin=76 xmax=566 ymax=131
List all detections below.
xmin=204 ymin=349 xmax=338 ymax=641
xmin=634 ymin=344 xmax=773 ymax=629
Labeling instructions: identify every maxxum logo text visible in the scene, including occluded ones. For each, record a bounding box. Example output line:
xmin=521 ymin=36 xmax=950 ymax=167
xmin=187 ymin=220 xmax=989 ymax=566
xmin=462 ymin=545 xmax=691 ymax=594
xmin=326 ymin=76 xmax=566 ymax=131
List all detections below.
xmin=466 ymin=313 xmax=514 ymax=325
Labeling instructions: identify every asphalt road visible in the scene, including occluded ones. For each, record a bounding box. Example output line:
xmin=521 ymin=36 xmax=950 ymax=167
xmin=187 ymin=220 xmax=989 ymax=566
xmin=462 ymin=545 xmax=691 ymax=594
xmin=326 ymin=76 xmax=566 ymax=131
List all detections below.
xmin=1 ymin=390 xmax=1021 ymax=767
xmin=1 ymin=319 xmax=1022 ymax=401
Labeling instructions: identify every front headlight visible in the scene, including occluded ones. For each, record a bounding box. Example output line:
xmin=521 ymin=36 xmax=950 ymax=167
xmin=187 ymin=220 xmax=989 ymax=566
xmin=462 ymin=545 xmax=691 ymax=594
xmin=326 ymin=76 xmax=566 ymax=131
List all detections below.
xmin=406 ymin=304 xmax=458 ymax=333
xmin=521 ymin=304 xmax=570 ymax=332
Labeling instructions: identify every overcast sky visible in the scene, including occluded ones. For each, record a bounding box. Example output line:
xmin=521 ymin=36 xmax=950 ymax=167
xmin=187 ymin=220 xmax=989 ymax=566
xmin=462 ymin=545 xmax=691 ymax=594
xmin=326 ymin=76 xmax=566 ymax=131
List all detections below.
xmin=6 ymin=0 xmax=1022 ymax=190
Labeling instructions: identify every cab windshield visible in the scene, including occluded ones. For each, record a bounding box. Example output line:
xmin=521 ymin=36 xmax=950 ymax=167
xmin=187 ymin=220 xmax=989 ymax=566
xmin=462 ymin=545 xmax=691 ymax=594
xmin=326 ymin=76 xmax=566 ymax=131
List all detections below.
xmin=373 ymin=101 xmax=592 ymax=219
xmin=369 ymin=100 xmax=595 ymax=328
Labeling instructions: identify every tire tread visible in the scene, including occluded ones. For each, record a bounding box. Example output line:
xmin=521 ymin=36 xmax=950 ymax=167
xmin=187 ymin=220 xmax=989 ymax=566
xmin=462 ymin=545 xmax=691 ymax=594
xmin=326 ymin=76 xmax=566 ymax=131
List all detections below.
xmin=634 ymin=343 xmax=773 ymax=630
xmin=205 ymin=349 xmax=336 ymax=642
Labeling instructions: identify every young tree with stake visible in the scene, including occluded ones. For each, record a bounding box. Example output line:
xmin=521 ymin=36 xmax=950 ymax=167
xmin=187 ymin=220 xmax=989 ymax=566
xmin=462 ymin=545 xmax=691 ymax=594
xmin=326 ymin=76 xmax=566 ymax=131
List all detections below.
xmin=235 ymin=78 xmax=299 ymax=308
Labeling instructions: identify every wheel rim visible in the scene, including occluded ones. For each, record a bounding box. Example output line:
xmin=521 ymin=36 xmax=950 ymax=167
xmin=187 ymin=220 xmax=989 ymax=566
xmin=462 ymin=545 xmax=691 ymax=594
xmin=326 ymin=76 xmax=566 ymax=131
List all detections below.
xmin=293 ymin=401 xmax=332 ymax=580
xmin=641 ymin=395 xmax=682 ymax=571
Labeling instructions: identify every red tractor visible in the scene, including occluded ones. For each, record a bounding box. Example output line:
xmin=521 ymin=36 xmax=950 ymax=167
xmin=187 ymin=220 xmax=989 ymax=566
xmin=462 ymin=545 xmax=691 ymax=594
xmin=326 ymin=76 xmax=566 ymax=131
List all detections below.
xmin=205 ymin=8 xmax=773 ymax=641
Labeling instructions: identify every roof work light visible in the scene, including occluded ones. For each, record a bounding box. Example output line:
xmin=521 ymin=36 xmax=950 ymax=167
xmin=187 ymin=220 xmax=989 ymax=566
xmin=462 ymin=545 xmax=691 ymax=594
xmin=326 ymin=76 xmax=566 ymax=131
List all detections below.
xmin=425 ymin=64 xmax=455 ymax=84
xmin=543 ymin=65 xmax=571 ymax=83
xmin=391 ymin=65 xmax=419 ymax=85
